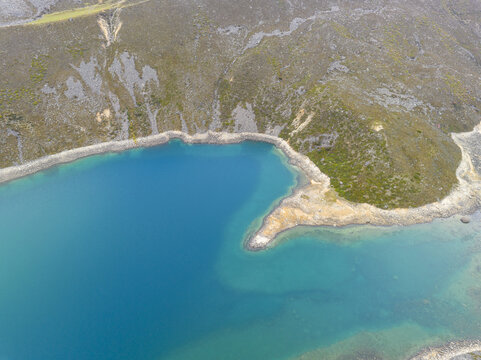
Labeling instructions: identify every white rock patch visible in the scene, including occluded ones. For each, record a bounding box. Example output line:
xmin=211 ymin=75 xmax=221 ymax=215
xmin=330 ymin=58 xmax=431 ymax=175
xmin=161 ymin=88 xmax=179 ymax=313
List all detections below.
xmin=232 ymin=103 xmax=258 ymax=133
xmin=64 ymin=76 xmax=86 ymax=100
xmin=371 ymin=87 xmax=424 ymax=112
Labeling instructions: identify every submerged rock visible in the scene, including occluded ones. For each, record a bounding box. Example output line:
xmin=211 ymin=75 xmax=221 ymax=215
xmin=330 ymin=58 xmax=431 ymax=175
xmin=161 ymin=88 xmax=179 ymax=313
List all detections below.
xmin=460 ymin=216 xmax=471 ymax=224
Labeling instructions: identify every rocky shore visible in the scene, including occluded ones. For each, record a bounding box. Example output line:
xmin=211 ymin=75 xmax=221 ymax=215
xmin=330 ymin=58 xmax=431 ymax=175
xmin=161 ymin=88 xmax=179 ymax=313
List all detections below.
xmin=1 ymin=124 xmax=480 ymax=252
xmin=0 ymin=128 xmax=480 ymax=360
xmin=248 ymin=122 xmax=481 ymax=249
xmin=0 ymin=131 xmax=324 ymax=185
xmin=410 ymin=340 xmax=481 ymax=360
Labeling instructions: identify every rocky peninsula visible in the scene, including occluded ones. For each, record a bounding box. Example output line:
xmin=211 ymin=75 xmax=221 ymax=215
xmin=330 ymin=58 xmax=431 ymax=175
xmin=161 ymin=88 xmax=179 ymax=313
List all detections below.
xmin=249 ymin=121 xmax=481 ymax=249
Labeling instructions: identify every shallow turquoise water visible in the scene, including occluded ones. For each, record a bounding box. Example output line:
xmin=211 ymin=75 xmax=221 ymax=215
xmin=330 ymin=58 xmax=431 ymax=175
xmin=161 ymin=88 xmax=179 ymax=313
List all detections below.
xmin=0 ymin=141 xmax=480 ymax=360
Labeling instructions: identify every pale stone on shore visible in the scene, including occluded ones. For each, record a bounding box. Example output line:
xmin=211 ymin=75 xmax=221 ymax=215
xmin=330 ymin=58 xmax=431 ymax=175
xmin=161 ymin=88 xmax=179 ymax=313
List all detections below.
xmin=0 ymin=122 xmax=480 ymax=253
xmin=460 ymin=216 xmax=471 ymax=224
xmin=410 ymin=340 xmax=481 ymax=360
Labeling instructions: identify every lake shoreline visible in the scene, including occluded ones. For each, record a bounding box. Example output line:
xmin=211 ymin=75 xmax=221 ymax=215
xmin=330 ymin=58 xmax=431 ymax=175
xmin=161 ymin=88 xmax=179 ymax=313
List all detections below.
xmin=248 ymin=122 xmax=481 ymax=250
xmin=0 ymin=127 xmax=480 ymax=253
xmin=0 ymin=130 xmax=326 ymax=186
xmin=1 ymin=130 xmax=481 ymax=360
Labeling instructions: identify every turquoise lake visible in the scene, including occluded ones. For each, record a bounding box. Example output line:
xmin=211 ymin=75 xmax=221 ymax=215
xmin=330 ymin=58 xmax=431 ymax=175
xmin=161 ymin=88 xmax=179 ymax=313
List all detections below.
xmin=0 ymin=141 xmax=480 ymax=360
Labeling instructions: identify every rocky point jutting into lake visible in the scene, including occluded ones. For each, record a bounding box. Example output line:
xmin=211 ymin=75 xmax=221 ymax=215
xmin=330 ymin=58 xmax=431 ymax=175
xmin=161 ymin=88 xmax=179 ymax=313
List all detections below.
xmin=1 ymin=1 xmax=481 ymax=359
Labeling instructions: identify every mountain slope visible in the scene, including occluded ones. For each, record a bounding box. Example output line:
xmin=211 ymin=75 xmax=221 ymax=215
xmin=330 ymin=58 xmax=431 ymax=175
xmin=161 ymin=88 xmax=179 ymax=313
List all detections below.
xmin=0 ymin=0 xmax=480 ymax=208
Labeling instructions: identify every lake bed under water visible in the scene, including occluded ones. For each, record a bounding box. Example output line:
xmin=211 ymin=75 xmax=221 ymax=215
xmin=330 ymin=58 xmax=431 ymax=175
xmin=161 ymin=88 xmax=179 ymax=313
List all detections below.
xmin=0 ymin=141 xmax=480 ymax=360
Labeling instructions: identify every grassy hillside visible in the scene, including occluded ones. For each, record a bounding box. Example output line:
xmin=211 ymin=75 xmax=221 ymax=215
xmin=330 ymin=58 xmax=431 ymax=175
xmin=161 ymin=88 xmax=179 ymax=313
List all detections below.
xmin=0 ymin=0 xmax=480 ymax=208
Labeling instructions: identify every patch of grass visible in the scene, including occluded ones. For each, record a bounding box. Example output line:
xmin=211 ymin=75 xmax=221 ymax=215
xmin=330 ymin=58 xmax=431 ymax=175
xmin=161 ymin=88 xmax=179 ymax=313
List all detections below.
xmin=30 ymin=55 xmax=48 ymax=84
xmin=444 ymin=73 xmax=473 ymax=103
xmin=267 ymin=56 xmax=282 ymax=78
xmin=382 ymin=25 xmax=418 ymax=65
xmin=0 ymin=87 xmax=38 ymax=110
xmin=127 ymin=103 xmax=153 ymax=139
xmin=27 ymin=0 xmax=152 ymax=26
xmin=66 ymin=45 xmax=88 ymax=59
xmin=331 ymin=22 xmax=352 ymax=39
xmin=302 ymin=113 xmax=407 ymax=208
xmin=29 ymin=1 xmax=122 ymax=25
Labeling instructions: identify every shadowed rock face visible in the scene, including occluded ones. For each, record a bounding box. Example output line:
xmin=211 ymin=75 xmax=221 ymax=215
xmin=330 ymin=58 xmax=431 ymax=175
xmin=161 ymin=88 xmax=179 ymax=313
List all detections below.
xmin=0 ymin=0 xmax=480 ymax=209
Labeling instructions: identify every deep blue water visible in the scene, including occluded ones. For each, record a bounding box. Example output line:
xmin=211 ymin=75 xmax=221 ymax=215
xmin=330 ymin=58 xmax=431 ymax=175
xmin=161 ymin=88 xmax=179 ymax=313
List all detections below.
xmin=0 ymin=141 xmax=480 ymax=360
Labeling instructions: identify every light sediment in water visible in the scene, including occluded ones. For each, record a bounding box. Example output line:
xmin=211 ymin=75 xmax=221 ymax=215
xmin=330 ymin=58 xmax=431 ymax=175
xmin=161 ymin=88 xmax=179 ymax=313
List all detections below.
xmin=1 ymin=128 xmax=481 ymax=360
